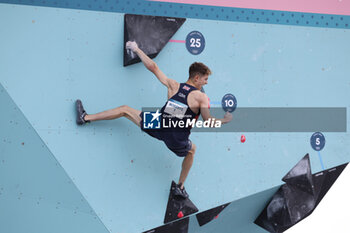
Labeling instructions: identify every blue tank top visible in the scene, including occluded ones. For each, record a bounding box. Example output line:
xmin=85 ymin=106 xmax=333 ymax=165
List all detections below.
xmin=159 ymin=83 xmax=200 ymax=146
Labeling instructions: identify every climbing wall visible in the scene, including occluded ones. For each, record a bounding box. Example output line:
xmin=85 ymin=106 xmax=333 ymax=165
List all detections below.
xmin=0 ymin=1 xmax=349 ymax=232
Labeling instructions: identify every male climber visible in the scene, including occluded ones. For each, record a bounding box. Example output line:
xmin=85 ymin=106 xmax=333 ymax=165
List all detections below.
xmin=76 ymin=41 xmax=232 ymax=198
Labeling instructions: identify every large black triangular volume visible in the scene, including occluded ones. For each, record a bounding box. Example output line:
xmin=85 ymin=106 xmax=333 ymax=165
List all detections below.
xmin=164 ymin=181 xmax=199 ymax=224
xmin=255 ymin=187 xmax=292 ymax=233
xmin=282 ymin=154 xmax=314 ymax=195
xmin=143 ymin=217 xmax=189 ymax=233
xmin=282 ymin=184 xmax=316 ymax=224
xmin=123 ymin=14 xmax=186 ymax=66
xmin=255 ymin=157 xmax=349 ymax=233
xmin=313 ymin=163 xmax=348 ymax=207
xmin=195 ymin=202 xmax=231 ymax=227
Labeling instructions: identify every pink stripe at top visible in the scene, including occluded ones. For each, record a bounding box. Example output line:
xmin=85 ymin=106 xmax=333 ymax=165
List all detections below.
xmin=150 ymin=0 xmax=350 ymax=16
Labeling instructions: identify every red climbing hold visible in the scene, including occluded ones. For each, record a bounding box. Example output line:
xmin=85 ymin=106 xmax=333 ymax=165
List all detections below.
xmin=241 ymin=135 xmax=246 ymax=143
xmin=177 ymin=211 xmax=184 ymax=218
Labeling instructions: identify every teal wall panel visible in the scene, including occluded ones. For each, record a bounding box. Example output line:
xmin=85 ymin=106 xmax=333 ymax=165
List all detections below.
xmin=1 ymin=0 xmax=349 ymax=29
xmin=188 ymin=186 xmax=280 ymax=233
xmin=0 ymin=84 xmax=109 ymax=233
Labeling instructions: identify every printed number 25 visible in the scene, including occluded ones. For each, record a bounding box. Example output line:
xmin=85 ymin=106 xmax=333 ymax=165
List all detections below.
xmin=190 ymin=38 xmax=201 ymax=48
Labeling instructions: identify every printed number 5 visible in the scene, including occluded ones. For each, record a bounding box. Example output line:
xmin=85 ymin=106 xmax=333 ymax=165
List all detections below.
xmin=316 ymin=138 xmax=320 ymax=145
xmin=190 ymin=38 xmax=201 ymax=48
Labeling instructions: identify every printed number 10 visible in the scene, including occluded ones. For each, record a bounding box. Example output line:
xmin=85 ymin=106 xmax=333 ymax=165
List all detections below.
xmin=190 ymin=38 xmax=201 ymax=48
xmin=225 ymin=99 xmax=234 ymax=107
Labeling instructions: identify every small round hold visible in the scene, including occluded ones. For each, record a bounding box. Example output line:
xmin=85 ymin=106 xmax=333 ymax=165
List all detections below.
xmin=221 ymin=93 xmax=237 ymax=112
xmin=214 ymin=215 xmax=219 ymax=219
xmin=241 ymin=135 xmax=246 ymax=143
xmin=177 ymin=211 xmax=184 ymax=218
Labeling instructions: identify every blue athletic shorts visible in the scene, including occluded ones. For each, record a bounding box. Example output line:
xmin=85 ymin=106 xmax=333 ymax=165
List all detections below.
xmin=140 ymin=112 xmax=192 ymax=157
